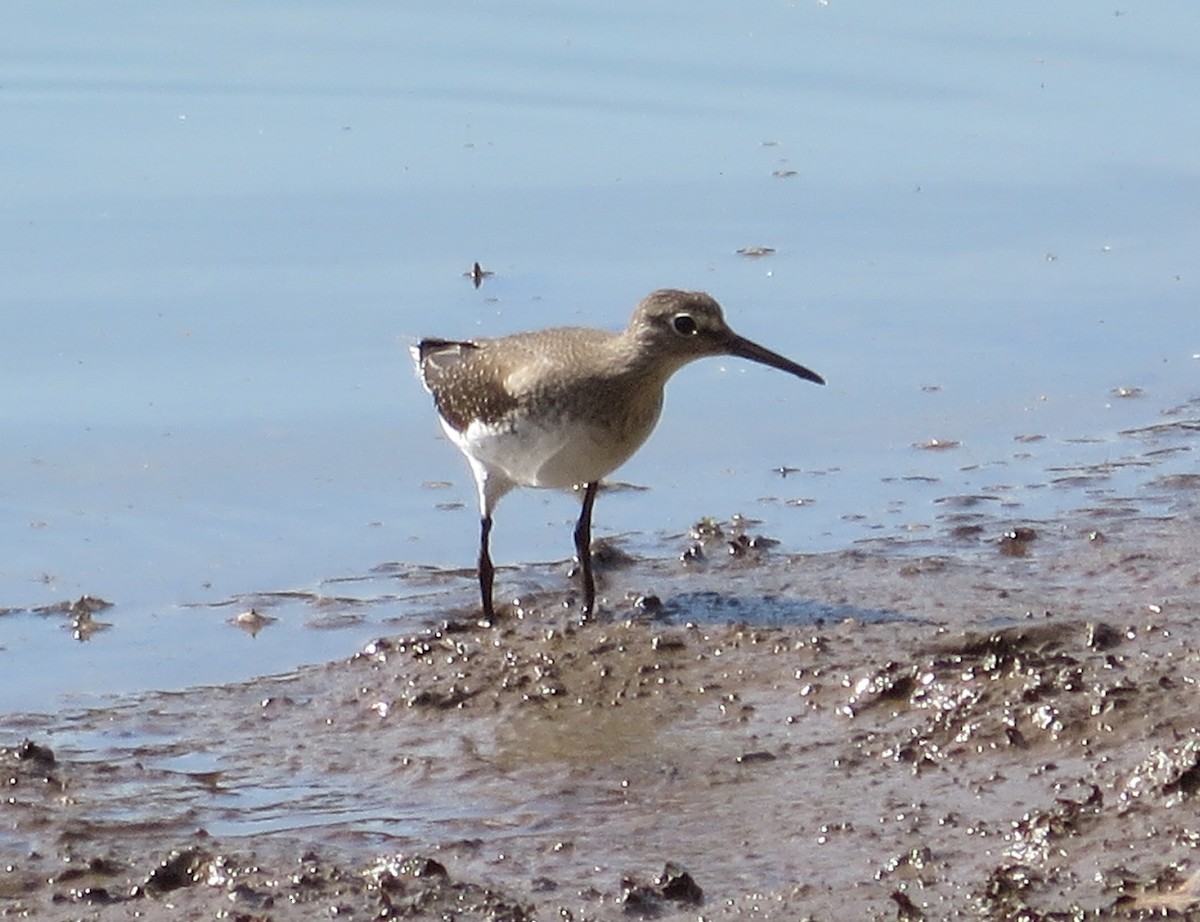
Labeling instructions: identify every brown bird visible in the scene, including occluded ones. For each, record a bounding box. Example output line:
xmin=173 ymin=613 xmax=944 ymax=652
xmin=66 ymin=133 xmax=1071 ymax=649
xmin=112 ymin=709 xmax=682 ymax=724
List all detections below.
xmin=413 ymin=288 xmax=824 ymax=619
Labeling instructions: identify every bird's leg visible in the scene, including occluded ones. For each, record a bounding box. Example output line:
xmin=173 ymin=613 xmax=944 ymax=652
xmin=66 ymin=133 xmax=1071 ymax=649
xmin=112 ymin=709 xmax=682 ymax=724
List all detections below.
xmin=574 ymin=482 xmax=599 ymax=616
xmin=478 ymin=513 xmax=496 ymax=620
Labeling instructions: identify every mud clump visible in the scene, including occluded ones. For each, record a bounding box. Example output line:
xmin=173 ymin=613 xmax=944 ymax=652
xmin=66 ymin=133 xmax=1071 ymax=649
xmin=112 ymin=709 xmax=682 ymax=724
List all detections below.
xmin=620 ymin=862 xmax=703 ymax=916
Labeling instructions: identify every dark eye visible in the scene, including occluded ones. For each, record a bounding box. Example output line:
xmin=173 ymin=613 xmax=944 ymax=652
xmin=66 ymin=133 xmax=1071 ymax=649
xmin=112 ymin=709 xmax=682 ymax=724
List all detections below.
xmin=672 ymin=313 xmax=698 ymax=335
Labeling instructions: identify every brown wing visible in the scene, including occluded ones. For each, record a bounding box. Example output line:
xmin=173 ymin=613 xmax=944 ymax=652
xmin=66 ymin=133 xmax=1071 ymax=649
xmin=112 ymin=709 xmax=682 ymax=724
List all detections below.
xmin=415 ymin=338 xmax=520 ymax=433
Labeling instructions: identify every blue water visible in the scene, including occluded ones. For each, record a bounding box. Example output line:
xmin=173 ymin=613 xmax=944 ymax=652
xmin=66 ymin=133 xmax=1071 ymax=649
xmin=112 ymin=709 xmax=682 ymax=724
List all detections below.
xmin=2 ymin=1 xmax=1198 ymax=713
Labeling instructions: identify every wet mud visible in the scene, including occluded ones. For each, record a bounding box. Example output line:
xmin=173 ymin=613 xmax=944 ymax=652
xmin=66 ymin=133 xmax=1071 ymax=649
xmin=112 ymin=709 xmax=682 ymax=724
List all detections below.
xmin=4 ymin=479 xmax=1200 ymax=920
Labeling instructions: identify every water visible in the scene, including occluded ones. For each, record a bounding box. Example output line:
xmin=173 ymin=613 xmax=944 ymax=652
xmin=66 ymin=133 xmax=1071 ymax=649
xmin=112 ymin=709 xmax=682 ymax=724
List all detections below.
xmin=2 ymin=1 xmax=1198 ymax=713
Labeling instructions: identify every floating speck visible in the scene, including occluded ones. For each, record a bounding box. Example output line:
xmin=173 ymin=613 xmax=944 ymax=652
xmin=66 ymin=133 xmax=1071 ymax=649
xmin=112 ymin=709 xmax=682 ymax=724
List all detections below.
xmin=231 ymin=608 xmax=277 ymax=637
xmin=463 ymin=262 xmax=494 ymax=288
xmin=1111 ymin=386 xmax=1144 ymax=399
xmin=914 ymin=438 xmax=961 ymax=451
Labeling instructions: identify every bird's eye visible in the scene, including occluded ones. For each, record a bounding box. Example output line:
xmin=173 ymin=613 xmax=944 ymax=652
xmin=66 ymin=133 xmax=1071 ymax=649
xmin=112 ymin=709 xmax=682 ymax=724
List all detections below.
xmin=672 ymin=313 xmax=698 ymax=336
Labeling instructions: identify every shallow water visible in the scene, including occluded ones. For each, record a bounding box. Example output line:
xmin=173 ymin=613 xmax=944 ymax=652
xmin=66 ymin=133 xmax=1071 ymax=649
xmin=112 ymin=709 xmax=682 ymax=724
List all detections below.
xmin=2 ymin=1 xmax=1198 ymax=712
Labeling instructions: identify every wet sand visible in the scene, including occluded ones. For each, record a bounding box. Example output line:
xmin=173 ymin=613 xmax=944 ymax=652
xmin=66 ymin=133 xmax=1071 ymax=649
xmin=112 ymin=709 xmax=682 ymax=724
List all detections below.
xmin=4 ymin=474 xmax=1200 ymax=920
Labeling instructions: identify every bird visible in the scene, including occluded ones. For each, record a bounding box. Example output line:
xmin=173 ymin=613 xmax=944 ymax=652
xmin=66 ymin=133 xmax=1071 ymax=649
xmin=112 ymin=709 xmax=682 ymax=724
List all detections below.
xmin=412 ymin=288 xmax=824 ymax=620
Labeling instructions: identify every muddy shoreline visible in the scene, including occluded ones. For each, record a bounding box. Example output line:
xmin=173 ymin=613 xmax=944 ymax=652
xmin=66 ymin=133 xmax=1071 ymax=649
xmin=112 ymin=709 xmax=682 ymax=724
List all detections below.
xmin=4 ymin=491 xmax=1200 ymax=920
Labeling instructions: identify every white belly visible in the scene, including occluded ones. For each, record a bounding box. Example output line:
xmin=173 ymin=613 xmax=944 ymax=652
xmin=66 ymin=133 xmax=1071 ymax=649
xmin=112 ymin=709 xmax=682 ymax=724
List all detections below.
xmin=450 ymin=414 xmax=649 ymax=490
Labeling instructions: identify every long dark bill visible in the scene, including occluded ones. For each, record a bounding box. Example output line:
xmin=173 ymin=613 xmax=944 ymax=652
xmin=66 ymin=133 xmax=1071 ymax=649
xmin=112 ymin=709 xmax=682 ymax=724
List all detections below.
xmin=727 ymin=335 xmax=825 ymax=386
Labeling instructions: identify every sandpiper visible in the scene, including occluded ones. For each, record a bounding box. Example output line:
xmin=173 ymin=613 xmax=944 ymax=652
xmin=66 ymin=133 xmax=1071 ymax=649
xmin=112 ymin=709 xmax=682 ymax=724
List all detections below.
xmin=413 ymin=288 xmax=824 ymax=619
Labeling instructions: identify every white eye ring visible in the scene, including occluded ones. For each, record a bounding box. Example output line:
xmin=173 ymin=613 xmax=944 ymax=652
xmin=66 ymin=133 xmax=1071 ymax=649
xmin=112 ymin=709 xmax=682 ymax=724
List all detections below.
xmin=672 ymin=313 xmax=698 ymax=336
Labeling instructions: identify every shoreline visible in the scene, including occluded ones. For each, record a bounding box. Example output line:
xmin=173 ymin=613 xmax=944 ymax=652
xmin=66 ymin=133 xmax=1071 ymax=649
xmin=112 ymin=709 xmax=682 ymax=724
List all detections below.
xmin=3 ymin=496 xmax=1198 ymax=919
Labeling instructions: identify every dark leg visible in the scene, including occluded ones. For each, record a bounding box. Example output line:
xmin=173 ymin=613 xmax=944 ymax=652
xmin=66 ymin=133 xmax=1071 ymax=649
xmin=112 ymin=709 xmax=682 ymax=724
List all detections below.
xmin=478 ymin=514 xmax=496 ymax=620
xmin=574 ymin=482 xmax=599 ymax=616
